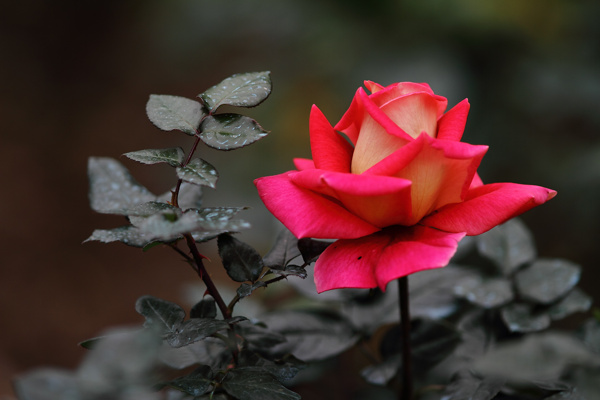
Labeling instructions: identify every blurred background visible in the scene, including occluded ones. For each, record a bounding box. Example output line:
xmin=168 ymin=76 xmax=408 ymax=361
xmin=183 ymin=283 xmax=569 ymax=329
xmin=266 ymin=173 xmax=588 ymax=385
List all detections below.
xmin=1 ymin=0 xmax=599 ymax=397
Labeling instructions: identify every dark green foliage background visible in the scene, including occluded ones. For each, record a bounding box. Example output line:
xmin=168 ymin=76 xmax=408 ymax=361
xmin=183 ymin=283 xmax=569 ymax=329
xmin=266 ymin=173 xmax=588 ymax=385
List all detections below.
xmin=2 ymin=0 xmax=599 ymax=398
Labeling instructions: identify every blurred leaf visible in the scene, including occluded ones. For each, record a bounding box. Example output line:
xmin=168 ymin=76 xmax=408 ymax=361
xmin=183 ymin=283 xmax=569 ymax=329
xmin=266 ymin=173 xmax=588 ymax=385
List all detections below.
xmin=263 ymin=229 xmax=301 ymax=270
xmin=297 ymin=238 xmax=331 ymax=263
xmin=166 ymin=319 xmax=231 ymax=348
xmin=190 ymin=297 xmax=217 ymax=319
xmin=123 ymin=147 xmax=185 ymax=167
xmin=14 ymin=369 xmax=79 ymax=400
xmin=88 ymin=157 xmax=156 ymax=215
xmin=545 ymin=388 xmax=586 ymax=400
xmin=176 ymin=158 xmax=218 ymax=188
xmin=236 ymin=351 xmax=304 ymax=382
xmin=259 ymin=309 xmax=358 ymax=362
xmin=442 ymin=370 xmax=505 ymax=400
xmin=454 ymin=277 xmax=514 ymax=309
xmin=237 ymin=281 xmax=268 ymax=298
xmin=222 ymin=369 xmax=300 ymax=400
xmin=234 ymin=322 xmax=287 ymax=352
xmin=476 ymin=218 xmax=536 ymax=275
xmin=501 ymin=303 xmax=551 ymax=333
xmin=84 ymin=225 xmax=154 ymax=247
xmin=200 ymin=114 xmax=268 ymax=150
xmin=199 ymin=71 xmax=272 ymax=111
xmin=146 ymin=94 xmax=204 ymax=135
xmin=135 ymin=295 xmax=186 ymax=334
xmin=548 ymin=288 xmax=592 ymax=321
xmin=218 ymin=233 xmax=264 ymax=283
xmin=515 ymin=259 xmax=581 ymax=304
xmin=159 ymin=338 xmax=229 ymax=370
xmin=163 ymin=365 xmax=213 ymax=397
xmin=581 ymin=319 xmax=600 ymax=354
xmin=473 ymin=332 xmax=600 ymax=384
xmin=361 ymin=354 xmax=401 ymax=386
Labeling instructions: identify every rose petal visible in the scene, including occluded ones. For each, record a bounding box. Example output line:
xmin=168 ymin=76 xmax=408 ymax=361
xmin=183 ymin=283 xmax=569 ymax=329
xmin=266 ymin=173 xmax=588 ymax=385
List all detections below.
xmin=309 ymin=105 xmax=354 ymax=173
xmin=370 ymin=82 xmax=436 ymax=103
xmin=255 ymin=172 xmax=380 ymax=240
xmin=436 ymin=99 xmax=470 ymax=141
xmin=364 ymin=80 xmax=385 ymax=93
xmin=421 ymin=182 xmax=557 ymax=235
xmin=314 ymin=226 xmax=465 ymax=292
xmin=293 ymin=158 xmax=315 ymax=171
xmin=379 ymin=92 xmax=445 ymax=138
xmin=289 ymin=169 xmax=414 ymax=227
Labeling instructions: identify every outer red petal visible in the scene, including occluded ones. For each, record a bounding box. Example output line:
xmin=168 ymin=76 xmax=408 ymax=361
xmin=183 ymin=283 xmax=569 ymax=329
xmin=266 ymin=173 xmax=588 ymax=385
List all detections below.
xmin=289 ymin=169 xmax=414 ymax=227
xmin=309 ymin=105 xmax=353 ymax=173
xmin=436 ymin=99 xmax=470 ymax=141
xmin=421 ymin=182 xmax=557 ymax=235
xmin=254 ymin=172 xmax=380 ymax=240
xmin=314 ymin=226 xmax=465 ymax=292
xmin=293 ymin=158 xmax=315 ymax=171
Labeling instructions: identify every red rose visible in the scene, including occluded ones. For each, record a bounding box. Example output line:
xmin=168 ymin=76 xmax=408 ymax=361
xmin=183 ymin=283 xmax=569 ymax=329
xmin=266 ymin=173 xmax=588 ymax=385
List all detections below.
xmin=255 ymin=81 xmax=555 ymax=292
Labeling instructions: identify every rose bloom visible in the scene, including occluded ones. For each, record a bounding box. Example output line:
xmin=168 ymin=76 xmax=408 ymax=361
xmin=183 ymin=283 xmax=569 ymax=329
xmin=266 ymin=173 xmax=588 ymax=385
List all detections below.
xmin=255 ymin=81 xmax=555 ymax=292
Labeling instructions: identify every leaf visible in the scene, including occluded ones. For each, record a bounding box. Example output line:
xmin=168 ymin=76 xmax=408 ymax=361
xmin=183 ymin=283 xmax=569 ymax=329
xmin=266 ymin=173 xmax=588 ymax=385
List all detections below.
xmin=297 ymin=237 xmax=331 ymax=263
xmin=163 ymin=365 xmax=214 ymax=397
xmin=190 ymin=297 xmax=217 ymax=319
xmin=453 ymin=277 xmax=514 ymax=309
xmin=501 ymin=303 xmax=551 ymax=333
xmin=548 ymin=288 xmax=592 ymax=321
xmin=476 ymin=218 xmax=536 ymax=275
xmin=199 ymin=71 xmax=272 ymax=111
xmin=88 ymin=157 xmax=156 ymax=215
xmin=442 ymin=370 xmax=505 ymax=400
xmin=361 ymin=354 xmax=401 ymax=386
xmin=176 ymin=158 xmax=219 ymax=188
xmin=237 ymin=281 xmax=267 ymax=298
xmin=166 ymin=319 xmax=230 ymax=348
xmin=84 ymin=225 xmax=155 ymax=247
xmin=234 ymin=321 xmax=287 ymax=352
xmin=263 ymin=229 xmax=301 ymax=270
xmin=580 ymin=318 xmax=600 ymax=354
xmin=218 ymin=233 xmax=264 ymax=283
xmin=135 ymin=295 xmax=186 ymax=334
xmin=158 ymin=338 xmax=230 ymax=370
xmin=124 ymin=147 xmax=185 ymax=167
xmin=200 ymin=114 xmax=268 ymax=150
xmin=146 ymin=94 xmax=205 ymax=135
xmin=515 ymin=258 xmax=581 ymax=304
xmin=14 ymin=369 xmax=80 ymax=400
xmin=127 ymin=201 xmax=178 ymax=216
xmin=269 ymin=264 xmax=307 ymax=279
xmin=258 ymin=309 xmax=358 ymax=361
xmin=222 ymin=369 xmax=301 ymax=400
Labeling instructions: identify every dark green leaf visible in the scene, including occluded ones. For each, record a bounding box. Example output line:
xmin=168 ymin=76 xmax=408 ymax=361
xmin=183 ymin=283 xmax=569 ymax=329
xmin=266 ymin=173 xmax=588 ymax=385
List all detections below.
xmin=515 ymin=259 xmax=581 ymax=304
xmin=84 ymin=225 xmax=155 ymax=247
xmin=176 ymin=158 xmax=218 ymax=188
xmin=501 ymin=303 xmax=551 ymax=333
xmin=88 ymin=157 xmax=156 ymax=215
xmin=297 ymin=238 xmax=331 ymax=263
xmin=269 ymin=264 xmax=307 ymax=279
xmin=164 ymin=365 xmax=213 ymax=396
xmin=199 ymin=71 xmax=272 ymax=111
xmin=581 ymin=318 xmax=600 ymax=354
xmin=234 ymin=322 xmax=288 ymax=352
xmin=476 ymin=218 xmax=536 ymax=275
xmin=218 ymin=233 xmax=264 ymax=283
xmin=258 ymin=309 xmax=358 ymax=361
xmin=14 ymin=369 xmax=79 ymax=400
xmin=454 ymin=277 xmax=514 ymax=309
xmin=146 ymin=94 xmax=204 ymax=135
xmin=361 ymin=354 xmax=401 ymax=386
xmin=200 ymin=114 xmax=268 ymax=150
xmin=127 ymin=201 xmax=177 ymax=216
xmin=548 ymin=288 xmax=592 ymax=320
xmin=135 ymin=295 xmax=186 ymax=334
xmin=159 ymin=337 xmax=230 ymax=370
xmin=222 ymin=369 xmax=300 ymax=400
xmin=124 ymin=147 xmax=185 ymax=167
xmin=442 ymin=370 xmax=505 ymax=400
xmin=190 ymin=297 xmax=217 ymax=319
xmin=166 ymin=319 xmax=230 ymax=348
xmin=263 ymin=229 xmax=301 ymax=270
xmin=237 ymin=281 xmax=267 ymax=298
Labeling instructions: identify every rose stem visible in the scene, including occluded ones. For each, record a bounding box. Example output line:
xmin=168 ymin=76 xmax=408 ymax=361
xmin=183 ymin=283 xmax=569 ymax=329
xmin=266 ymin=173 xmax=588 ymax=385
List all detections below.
xmin=399 ymin=276 xmax=413 ymax=400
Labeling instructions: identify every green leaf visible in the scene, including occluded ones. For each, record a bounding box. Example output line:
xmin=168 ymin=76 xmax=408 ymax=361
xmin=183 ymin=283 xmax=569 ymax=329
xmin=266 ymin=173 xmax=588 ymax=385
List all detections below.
xmin=199 ymin=114 xmax=268 ymax=150
xmin=269 ymin=264 xmax=307 ymax=279
xmin=236 ymin=281 xmax=267 ymax=298
xmin=199 ymin=71 xmax=272 ymax=111
xmin=548 ymin=288 xmax=592 ymax=321
xmin=297 ymin=237 xmax=331 ymax=263
xmin=135 ymin=295 xmax=186 ymax=334
xmin=159 ymin=338 xmax=230 ymax=370
xmin=501 ymin=303 xmax=551 ymax=333
xmin=581 ymin=318 xmax=600 ymax=354
xmin=222 ymin=369 xmax=301 ymax=400
xmin=218 ymin=233 xmax=264 ymax=283
xmin=124 ymin=147 xmax=185 ymax=167
xmin=176 ymin=158 xmax=218 ymax=188
xmin=88 ymin=157 xmax=156 ymax=215
xmin=146 ymin=94 xmax=205 ymax=135
xmin=263 ymin=229 xmax=301 ymax=270
xmin=190 ymin=297 xmax=217 ymax=319
xmin=164 ymin=365 xmax=213 ymax=397
xmin=442 ymin=371 xmax=505 ymax=400
xmin=166 ymin=319 xmax=230 ymax=348
xmin=258 ymin=309 xmax=358 ymax=361
xmin=453 ymin=277 xmax=514 ymax=309
xmin=84 ymin=225 xmax=155 ymax=248
xmin=515 ymin=258 xmax=581 ymax=304
xmin=234 ymin=322 xmax=287 ymax=352
xmin=14 ymin=369 xmax=80 ymax=400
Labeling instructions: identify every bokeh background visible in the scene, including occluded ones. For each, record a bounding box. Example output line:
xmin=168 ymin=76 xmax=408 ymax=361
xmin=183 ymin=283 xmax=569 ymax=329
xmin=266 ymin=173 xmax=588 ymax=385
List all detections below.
xmin=2 ymin=0 xmax=599 ymax=397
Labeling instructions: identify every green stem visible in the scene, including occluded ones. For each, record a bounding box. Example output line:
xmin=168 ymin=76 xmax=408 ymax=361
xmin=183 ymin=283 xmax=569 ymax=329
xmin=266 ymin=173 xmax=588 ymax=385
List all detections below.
xmin=399 ymin=276 xmax=413 ymax=400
